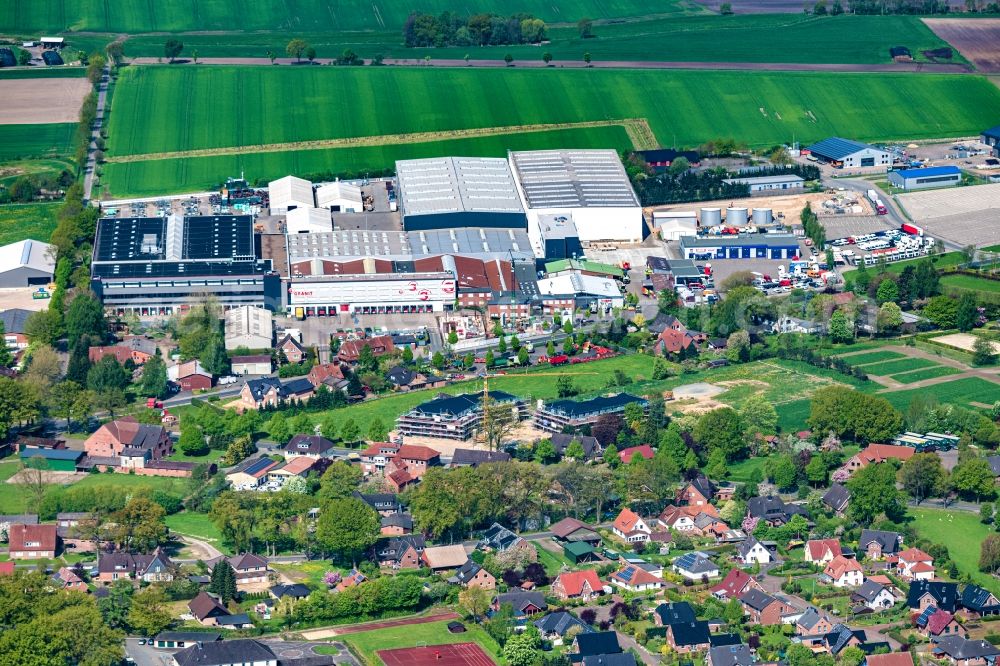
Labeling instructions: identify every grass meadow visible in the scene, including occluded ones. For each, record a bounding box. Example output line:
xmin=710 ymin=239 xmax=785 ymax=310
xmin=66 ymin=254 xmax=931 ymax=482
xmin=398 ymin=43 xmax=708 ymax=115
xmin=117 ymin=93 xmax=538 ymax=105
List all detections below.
xmin=854 ymin=357 xmax=937 ymax=376
xmin=879 ymin=376 xmax=1000 ymax=411
xmin=940 ymin=273 xmax=1000 ymax=295
xmin=841 ymin=350 xmax=905 ymax=365
xmin=0 ymin=202 xmax=61 ymax=246
xmin=888 ymin=366 xmax=961 ymax=384
xmin=909 ymin=507 xmax=999 ymax=596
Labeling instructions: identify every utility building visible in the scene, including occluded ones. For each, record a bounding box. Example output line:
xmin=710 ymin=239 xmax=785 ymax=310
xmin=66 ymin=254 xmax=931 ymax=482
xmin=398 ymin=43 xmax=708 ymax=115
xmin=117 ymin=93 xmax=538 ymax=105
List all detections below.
xmin=268 ymin=175 xmax=314 ymax=213
xmin=0 ymin=239 xmax=55 ymax=288
xmin=680 ymin=234 xmax=800 ymax=260
xmin=888 ymin=166 xmax=962 ymax=191
xmin=807 ymin=137 xmax=891 ymax=169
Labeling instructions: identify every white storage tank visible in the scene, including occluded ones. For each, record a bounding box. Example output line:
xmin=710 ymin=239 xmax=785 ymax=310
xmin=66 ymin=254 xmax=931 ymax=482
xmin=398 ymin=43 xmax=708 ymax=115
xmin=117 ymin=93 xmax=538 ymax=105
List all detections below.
xmin=726 ymin=207 xmax=749 ymax=226
xmin=752 ymin=208 xmax=773 ymax=225
xmin=700 ymin=208 xmax=722 ymax=227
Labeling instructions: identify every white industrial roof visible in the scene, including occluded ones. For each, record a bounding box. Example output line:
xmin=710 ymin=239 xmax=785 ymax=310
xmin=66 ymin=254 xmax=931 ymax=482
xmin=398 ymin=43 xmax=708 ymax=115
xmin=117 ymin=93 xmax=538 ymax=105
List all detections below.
xmin=536 ymin=271 xmax=621 ymax=298
xmin=286 ymin=230 xmax=412 ymax=261
xmin=269 ymin=175 xmax=314 ymax=210
xmin=316 ymin=181 xmax=363 ymax=209
xmin=396 ymin=156 xmax=524 ymax=216
xmin=286 ymin=207 xmax=333 ymax=234
xmin=509 ymin=149 xmax=640 ymax=209
xmin=224 ymin=305 xmax=273 ymax=339
xmin=0 ymin=239 xmax=55 ymax=274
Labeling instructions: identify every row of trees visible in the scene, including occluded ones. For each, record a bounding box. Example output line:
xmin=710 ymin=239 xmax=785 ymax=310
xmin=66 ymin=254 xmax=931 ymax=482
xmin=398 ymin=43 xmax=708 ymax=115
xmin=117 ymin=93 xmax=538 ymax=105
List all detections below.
xmin=403 ymin=11 xmax=546 ymax=48
xmin=631 ymin=164 xmax=750 ymax=206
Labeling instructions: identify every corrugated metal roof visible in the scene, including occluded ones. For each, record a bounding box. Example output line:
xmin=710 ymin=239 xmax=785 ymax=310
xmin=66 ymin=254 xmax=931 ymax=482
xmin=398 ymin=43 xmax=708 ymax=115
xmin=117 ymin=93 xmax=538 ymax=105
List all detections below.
xmin=808 ymin=137 xmax=878 ymax=160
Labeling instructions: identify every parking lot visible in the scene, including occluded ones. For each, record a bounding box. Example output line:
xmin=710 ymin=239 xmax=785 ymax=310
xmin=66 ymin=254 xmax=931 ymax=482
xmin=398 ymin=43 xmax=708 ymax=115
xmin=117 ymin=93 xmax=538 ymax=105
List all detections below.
xmin=820 ymin=214 xmax=896 ymax=241
xmin=896 ymin=183 xmax=1000 ymax=248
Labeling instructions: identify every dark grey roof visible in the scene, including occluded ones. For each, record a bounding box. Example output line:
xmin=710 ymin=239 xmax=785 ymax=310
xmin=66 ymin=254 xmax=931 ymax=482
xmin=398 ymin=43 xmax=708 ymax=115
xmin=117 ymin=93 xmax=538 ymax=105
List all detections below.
xmin=822 ymin=483 xmax=850 ymax=512
xmin=354 ymin=491 xmax=401 ymax=512
xmin=479 ymin=522 xmax=524 ymax=552
xmin=962 ymin=584 xmax=1000 ymax=612
xmin=710 ymin=633 xmax=742 ymax=647
xmin=582 ymin=655 xmax=636 ymax=666
xmin=495 ymin=590 xmax=547 ymax=614
xmin=984 ymin=125 xmax=1000 ymax=140
xmin=533 ymin=611 xmax=593 ymax=637
xmin=0 ymin=308 xmax=33 ymax=334
xmin=933 ymin=635 xmax=1000 ymax=660
xmin=451 ymin=448 xmax=512 ymax=467
xmin=173 ymin=639 xmax=275 ymax=666
xmin=708 ymin=644 xmax=754 ymax=666
xmin=737 ymin=538 xmax=764 ymax=559
xmin=214 ymin=613 xmax=251 ymax=626
xmin=688 ymin=474 xmax=715 ymax=500
xmin=854 ymin=580 xmax=888 ymax=604
xmin=908 ymin=580 xmax=960 ymax=611
xmin=454 ymin=560 xmax=484 ymax=585
xmin=575 ymin=631 xmax=621 ymax=657
xmin=739 ymin=588 xmax=776 ymax=612
xmin=550 ymin=433 xmax=600 ymax=458
xmin=654 ymin=601 xmax=696 ymax=626
xmin=747 ymin=496 xmax=809 ymax=523
xmin=385 ymin=365 xmax=415 ymax=386
xmin=0 ymin=514 xmax=39 ymax=525
xmin=859 ymin=529 xmax=902 ymax=555
xmin=381 ymin=513 xmax=413 ymax=530
xmin=410 ymin=391 xmax=518 ymax=418
xmin=285 ymin=434 xmax=334 ymax=455
xmin=825 ymin=623 xmax=864 ymax=655
xmin=987 ymin=455 xmax=1000 ymax=476
xmin=541 ymin=393 xmax=646 ymax=419
xmin=270 ymin=583 xmax=311 ymax=599
xmin=670 ymin=620 xmax=710 ymax=647
xmin=807 ymin=137 xmax=879 ymax=160
xmin=797 ymin=606 xmax=825 ymax=631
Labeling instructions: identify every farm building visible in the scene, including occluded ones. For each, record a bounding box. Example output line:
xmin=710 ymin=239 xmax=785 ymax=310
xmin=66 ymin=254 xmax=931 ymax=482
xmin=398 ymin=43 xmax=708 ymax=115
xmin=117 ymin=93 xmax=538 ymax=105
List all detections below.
xmin=90 ymin=215 xmax=280 ymax=316
xmin=316 ymin=181 xmax=363 ymax=212
xmin=0 ymin=239 xmax=55 ymax=288
xmin=509 ymin=149 xmax=644 ymax=245
xmin=535 ymin=271 xmax=624 ymax=314
xmin=535 ymin=393 xmax=648 ymax=434
xmin=982 ymin=125 xmax=1000 ymax=157
xmin=807 ymin=137 xmax=890 ymax=169
xmin=722 ymin=174 xmax=804 ymax=193
xmin=40 ymin=37 xmax=65 ymax=48
xmin=285 ymin=207 xmax=332 ymax=234
xmin=395 ymin=390 xmax=528 ymax=441
xmin=268 ymin=175 xmax=314 ymax=213
xmin=679 ymin=234 xmax=800 ymax=260
xmin=888 ymin=166 xmax=962 ymax=190
xmin=653 ymin=211 xmax=698 ymax=241
xmin=19 ymin=447 xmax=82 ymax=472
xmin=530 ymin=213 xmax=584 ymax=260
xmin=396 ymin=156 xmax=526 ymax=231
xmin=224 ymin=306 xmax=273 ymax=350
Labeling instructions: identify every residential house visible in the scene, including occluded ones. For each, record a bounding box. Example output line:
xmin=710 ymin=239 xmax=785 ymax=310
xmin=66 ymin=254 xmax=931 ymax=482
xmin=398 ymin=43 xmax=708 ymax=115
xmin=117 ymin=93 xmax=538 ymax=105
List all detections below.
xmin=453 ymin=560 xmax=496 ymax=590
xmin=653 ymin=601 xmax=696 ymax=626
xmin=908 ymin=580 xmax=960 ymax=612
xmin=385 ymin=366 xmax=446 ymax=392
xmin=266 ymin=456 xmax=316 ymax=485
xmin=736 ymin=538 xmax=772 ymax=565
xmin=961 ymin=584 xmax=1000 ymax=617
xmin=745 ymin=496 xmax=809 ymax=527
xmin=707 ymin=644 xmax=755 ymax=666
xmin=283 ymin=434 xmax=335 ymax=459
xmin=494 ymin=590 xmax=547 ymax=618
xmin=677 ymin=475 xmax=716 ymax=509
xmin=772 ymin=316 xmax=821 ymax=334
xmin=84 ymin=417 xmax=173 ymax=462
xmin=822 ymin=483 xmax=850 ymax=515
xmin=450 ymin=449 xmax=512 ymax=467
xmin=859 ymin=529 xmax=903 ymax=560
xmin=618 ymin=444 xmax=654 ymax=464
xmin=377 ymin=535 xmax=425 ymax=569
xmin=168 ymin=360 xmax=213 ymax=391
xmin=269 ymin=583 xmax=311 ymax=602
xmin=930 ymin=635 xmax=1000 ymax=666
xmin=88 ymin=338 xmax=157 ymax=366
xmin=171 ymin=638 xmax=277 ymax=666
xmin=239 ymin=377 xmax=314 ymax=410
xmin=379 ymin=444 xmax=441 ymax=490
xmin=612 ymin=508 xmax=652 ymax=543
xmin=52 ymin=566 xmax=88 ymax=591
xmin=574 ymin=631 xmax=623 ymax=661
xmin=863 ymin=654 xmax=914 ymax=666
xmin=918 ymin=607 xmax=967 ymax=639
xmin=852 ymin=580 xmax=896 ymax=611
xmin=207 ymin=553 xmax=269 ymax=586
xmin=353 ymin=491 xmax=401 ymax=516
xmin=380 ymin=513 xmax=413 ymax=536
xmin=549 ymin=517 xmax=601 ymax=545
xmin=739 ymin=589 xmax=794 ymax=626
xmin=8 ymin=523 xmax=58 ymax=559
xmin=231 ymin=354 xmax=272 ymax=376
xmin=96 ymin=549 xmax=176 ymax=584
xmin=842 ymin=444 xmax=915 ymax=476
xmin=666 ymin=620 xmax=712 ymax=654
xmin=359 ymin=443 xmax=400 ymax=475
xmin=796 ymin=606 xmax=835 ymax=636
xmin=0 ymin=308 xmax=31 ymax=350
xmin=478 ymin=522 xmax=536 ymax=561
xmin=805 ymin=539 xmax=843 ymax=565
xmin=658 ymin=327 xmax=702 ymax=355
xmin=534 ymin=611 xmax=593 ymax=643
xmin=421 ymin=544 xmax=468 ymax=571
xmin=823 ymin=624 xmax=865 ymax=656
xmin=334 ymin=569 xmax=366 ymax=592
xmin=338 ymin=335 xmax=395 ymax=364
xmin=277 ymin=334 xmax=307 ymax=364
xmin=609 ymin=564 xmax=664 ymax=593
xmin=306 ymin=362 xmax=348 ymax=391
xmin=551 ymin=570 xmax=604 ymax=601
xmin=550 ymin=433 xmax=601 ymax=460
xmin=897 ymin=547 xmax=935 ymax=580
xmin=710 ymin=568 xmax=763 ymax=600
xmin=225 ymin=456 xmax=281 ymax=490
xmin=673 ymin=551 xmax=720 ymax=581
xmin=155 ymin=632 xmax=222 ymax=651
xmin=823 ymin=556 xmax=864 ymax=588
xmin=188 ymin=592 xmax=232 ymax=626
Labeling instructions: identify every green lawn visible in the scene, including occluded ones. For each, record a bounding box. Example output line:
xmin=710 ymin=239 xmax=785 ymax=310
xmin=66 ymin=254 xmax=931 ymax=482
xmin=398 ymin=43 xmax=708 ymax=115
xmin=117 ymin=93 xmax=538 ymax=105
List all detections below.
xmin=0 ymin=461 xmax=32 ymax=514
xmin=909 ymin=507 xmax=1000 ymax=596
xmin=940 ymin=273 xmax=1000 ymax=295
xmin=0 ymin=201 xmax=62 ymax=246
xmin=105 ymin=65 xmax=1000 ymax=158
xmin=533 ymin=542 xmax=573 ymax=576
xmin=878 ymin=376 xmax=1000 ymax=411
xmin=888 ymin=366 xmax=961 ymax=384
xmin=841 ymin=350 xmax=905 ymax=366
xmin=71 ymin=471 xmax=189 ymax=494
xmin=0 ymin=123 xmax=77 ymax=161
xmin=855 ymin=357 xmax=937 ymax=376
xmin=165 ymin=448 xmax=226 ymax=463
xmin=776 ymin=398 xmax=813 ymax=433
xmin=331 ymin=620 xmax=501 ymax=665
xmin=843 ymin=251 xmax=966 ymax=286
xmin=165 ymin=512 xmax=228 ymax=552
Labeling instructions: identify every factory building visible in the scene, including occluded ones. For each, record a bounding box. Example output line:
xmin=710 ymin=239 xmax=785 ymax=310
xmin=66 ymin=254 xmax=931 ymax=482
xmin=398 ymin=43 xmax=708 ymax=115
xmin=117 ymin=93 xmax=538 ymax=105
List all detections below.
xmin=530 ymin=213 xmax=583 ymax=260
xmin=722 ymin=174 xmax=804 ymax=193
xmin=407 ymin=228 xmax=534 ymax=261
xmin=807 ymin=137 xmax=891 ymax=169
xmin=285 ymin=207 xmax=333 ymax=234
xmin=0 ymin=239 xmax=55 ymax=288
xmin=509 ymin=150 xmax=644 ymax=247
xmin=888 ymin=166 xmax=962 ymax=191
xmin=224 ymin=306 xmax=274 ymax=350
xmin=90 ymin=215 xmax=279 ymax=316
xmin=287 ymin=266 xmax=456 ymax=316
xmin=268 ymin=176 xmax=315 ymax=214
xmin=396 ymin=156 xmax=527 ymax=231
xmin=652 ymin=211 xmax=698 ymax=241
xmin=534 ymin=393 xmax=648 ymax=434
xmin=679 ymin=234 xmax=800 ymax=260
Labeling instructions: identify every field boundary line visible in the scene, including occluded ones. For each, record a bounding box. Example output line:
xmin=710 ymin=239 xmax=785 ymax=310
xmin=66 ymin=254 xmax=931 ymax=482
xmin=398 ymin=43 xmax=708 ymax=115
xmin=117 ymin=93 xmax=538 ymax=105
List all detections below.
xmin=105 ymin=118 xmax=657 ymax=163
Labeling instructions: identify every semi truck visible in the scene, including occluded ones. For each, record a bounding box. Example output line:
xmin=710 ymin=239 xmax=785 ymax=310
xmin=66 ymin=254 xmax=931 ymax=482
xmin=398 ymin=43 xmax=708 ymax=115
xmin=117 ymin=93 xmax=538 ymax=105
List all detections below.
xmin=866 ymin=189 xmax=887 ymax=215
xmin=901 ymin=223 xmax=924 ymax=237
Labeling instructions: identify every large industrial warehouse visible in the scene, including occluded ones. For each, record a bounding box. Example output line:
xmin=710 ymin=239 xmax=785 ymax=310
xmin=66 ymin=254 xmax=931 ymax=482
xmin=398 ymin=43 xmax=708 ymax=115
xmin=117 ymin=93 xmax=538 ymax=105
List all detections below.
xmin=679 ymin=234 xmax=801 ymax=260
xmin=0 ymin=239 xmax=55 ymax=288
xmin=90 ymin=215 xmax=280 ymax=316
xmin=396 ymin=156 xmax=527 ymax=231
xmin=509 ymin=149 xmax=644 ymax=250
xmin=807 ymin=137 xmax=891 ymax=169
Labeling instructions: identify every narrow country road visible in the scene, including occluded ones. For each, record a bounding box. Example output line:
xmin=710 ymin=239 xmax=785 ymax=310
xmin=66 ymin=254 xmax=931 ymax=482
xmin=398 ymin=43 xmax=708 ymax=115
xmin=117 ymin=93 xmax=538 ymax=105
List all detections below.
xmin=174 ymin=533 xmax=224 ymax=561
xmin=82 ymin=62 xmax=110 ymax=202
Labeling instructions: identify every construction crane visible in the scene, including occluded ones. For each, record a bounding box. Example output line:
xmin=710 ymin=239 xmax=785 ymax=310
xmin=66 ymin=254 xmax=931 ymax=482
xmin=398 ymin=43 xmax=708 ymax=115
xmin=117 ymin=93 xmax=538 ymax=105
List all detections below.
xmin=475 ymin=368 xmax=600 ymax=449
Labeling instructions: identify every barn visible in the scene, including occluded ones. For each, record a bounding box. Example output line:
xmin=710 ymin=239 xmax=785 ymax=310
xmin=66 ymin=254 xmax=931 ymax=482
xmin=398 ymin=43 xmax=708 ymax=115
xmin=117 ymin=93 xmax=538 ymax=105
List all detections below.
xmin=0 ymin=239 xmax=55 ymax=288
xmin=807 ymin=137 xmax=890 ymax=169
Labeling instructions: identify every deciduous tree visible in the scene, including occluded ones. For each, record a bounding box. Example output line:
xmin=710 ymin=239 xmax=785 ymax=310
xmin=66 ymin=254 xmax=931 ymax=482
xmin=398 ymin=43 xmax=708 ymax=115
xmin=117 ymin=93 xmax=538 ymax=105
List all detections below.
xmin=315 ymin=497 xmax=379 ymax=564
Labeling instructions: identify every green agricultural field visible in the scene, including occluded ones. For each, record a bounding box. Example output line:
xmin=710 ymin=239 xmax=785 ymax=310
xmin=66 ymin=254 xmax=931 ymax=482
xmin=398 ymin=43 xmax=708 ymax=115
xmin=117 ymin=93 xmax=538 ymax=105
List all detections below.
xmin=0 ymin=123 xmax=76 ymax=161
xmin=0 ymin=67 xmax=86 ymax=79
xmin=109 ymin=14 xmax=950 ymax=65
xmin=856 ymin=357 xmax=937 ymax=376
xmin=888 ymin=365 xmax=961 ymax=384
xmin=107 ymin=66 xmax=1000 ymax=159
xmin=841 ymin=350 xmax=905 ymax=366
xmin=330 ymin=620 xmax=501 ymax=665
xmin=0 ymin=0 xmax=688 ymax=34
xmin=910 ymin=507 xmax=999 ymax=596
xmin=940 ymin=273 xmax=1000 ymax=295
xmin=0 ymin=202 xmax=61 ymax=246
xmin=879 ymin=376 xmax=1000 ymax=412
xmin=101 ymin=125 xmax=632 ymax=197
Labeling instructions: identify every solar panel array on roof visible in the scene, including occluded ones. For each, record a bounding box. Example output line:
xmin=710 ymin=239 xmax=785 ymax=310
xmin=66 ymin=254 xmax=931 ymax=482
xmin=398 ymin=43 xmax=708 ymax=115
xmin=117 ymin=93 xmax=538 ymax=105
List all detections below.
xmin=509 ymin=150 xmax=640 ymax=209
xmin=807 ymin=137 xmax=877 ymax=160
xmin=396 ymin=157 xmax=524 ymax=216
xmin=243 ymin=457 xmax=276 ymax=476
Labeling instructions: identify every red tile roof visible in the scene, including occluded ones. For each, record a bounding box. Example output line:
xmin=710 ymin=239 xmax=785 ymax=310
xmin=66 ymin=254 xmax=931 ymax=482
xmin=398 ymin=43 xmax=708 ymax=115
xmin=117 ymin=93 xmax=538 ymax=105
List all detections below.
xmin=613 ymin=508 xmax=642 ymax=534
xmin=610 ymin=565 xmax=662 ymax=587
xmin=395 ymin=445 xmax=440 ymax=462
xmin=864 ymin=655 xmax=914 ymax=666
xmin=711 ymin=568 xmax=755 ymax=598
xmin=926 ymin=609 xmax=957 ymax=636
xmin=555 ymin=570 xmax=603 ymax=597
xmin=0 ymin=561 xmax=14 ymax=575
xmin=824 ymin=555 xmax=863 ymax=580
xmin=9 ymin=524 xmax=57 ymax=553
xmin=618 ymin=445 xmax=654 ymax=463
xmin=898 ymin=547 xmax=933 ymax=563
xmin=806 ymin=538 xmax=843 ymax=561
xmin=856 ymin=444 xmax=915 ymax=465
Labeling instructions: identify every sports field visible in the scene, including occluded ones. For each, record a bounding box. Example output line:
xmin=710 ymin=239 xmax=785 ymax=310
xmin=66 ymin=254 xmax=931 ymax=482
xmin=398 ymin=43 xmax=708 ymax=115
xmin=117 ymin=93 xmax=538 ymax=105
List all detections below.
xmin=0 ymin=0 xmax=688 ymax=33
xmin=329 ymin=620 xmax=501 ymax=665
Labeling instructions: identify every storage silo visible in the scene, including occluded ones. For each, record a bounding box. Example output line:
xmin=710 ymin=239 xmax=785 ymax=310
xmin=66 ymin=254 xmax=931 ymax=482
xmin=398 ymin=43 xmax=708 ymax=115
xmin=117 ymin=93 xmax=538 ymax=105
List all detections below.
xmin=752 ymin=208 xmax=773 ymax=225
xmin=726 ymin=207 xmax=749 ymax=226
xmin=700 ymin=207 xmax=722 ymax=227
